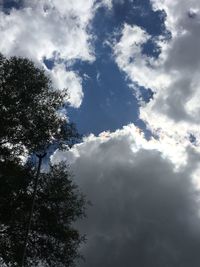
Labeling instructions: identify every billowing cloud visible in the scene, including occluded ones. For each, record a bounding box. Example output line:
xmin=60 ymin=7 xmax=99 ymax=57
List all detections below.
xmin=113 ymin=0 xmax=200 ymax=147
xmin=50 ymin=64 xmax=83 ymax=108
xmin=51 ymin=125 xmax=200 ymax=267
xmin=0 ymin=0 xmax=95 ymax=61
xmin=0 ymin=0 xmax=100 ymax=107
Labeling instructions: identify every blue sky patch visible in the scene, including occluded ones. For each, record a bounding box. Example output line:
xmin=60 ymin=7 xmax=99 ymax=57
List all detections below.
xmin=68 ymin=0 xmax=165 ymax=135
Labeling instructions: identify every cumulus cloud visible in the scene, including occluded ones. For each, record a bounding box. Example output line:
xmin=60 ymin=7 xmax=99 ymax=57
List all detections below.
xmin=0 ymin=1 xmax=94 ymax=61
xmin=114 ymin=24 xmax=169 ymax=91
xmin=51 ymin=125 xmax=200 ymax=267
xmin=113 ymin=0 xmax=200 ymax=148
xmin=0 ymin=0 xmax=99 ymax=107
xmin=50 ymin=64 xmax=83 ymax=108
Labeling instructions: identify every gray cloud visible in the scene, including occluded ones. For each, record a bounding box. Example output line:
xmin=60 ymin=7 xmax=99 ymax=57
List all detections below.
xmin=52 ymin=128 xmax=200 ymax=267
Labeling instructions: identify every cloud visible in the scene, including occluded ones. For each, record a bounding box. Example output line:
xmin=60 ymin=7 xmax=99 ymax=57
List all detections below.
xmin=113 ymin=0 xmax=200 ymax=147
xmin=0 ymin=0 xmax=95 ymax=61
xmin=0 ymin=0 xmax=99 ymax=107
xmin=41 ymin=2 xmax=200 ymax=265
xmin=50 ymin=64 xmax=83 ymax=108
xmin=114 ymin=24 xmax=168 ymax=91
xmin=100 ymin=0 xmax=113 ymax=9
xmin=51 ymin=125 xmax=200 ymax=267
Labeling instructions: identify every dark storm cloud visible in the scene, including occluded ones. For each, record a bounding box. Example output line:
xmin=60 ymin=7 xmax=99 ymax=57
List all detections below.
xmin=55 ymin=131 xmax=200 ymax=267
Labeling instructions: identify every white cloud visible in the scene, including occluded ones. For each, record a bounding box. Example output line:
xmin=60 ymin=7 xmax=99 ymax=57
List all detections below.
xmin=50 ymin=64 xmax=83 ymax=108
xmin=0 ymin=0 xmax=98 ymax=107
xmin=114 ymin=24 xmax=169 ymax=91
xmin=52 ymin=124 xmax=194 ymax=169
xmin=0 ymin=0 xmax=95 ymax=61
xmin=51 ymin=125 xmax=200 ymax=267
xmin=113 ymin=0 xmax=200 ymax=149
xmin=100 ymin=0 xmax=113 ymax=9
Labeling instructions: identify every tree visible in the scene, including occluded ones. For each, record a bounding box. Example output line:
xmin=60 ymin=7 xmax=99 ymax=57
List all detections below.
xmin=0 ymin=53 xmax=79 ymax=160
xmin=0 ymin=162 xmax=86 ymax=267
xmin=0 ymin=54 xmax=85 ymax=266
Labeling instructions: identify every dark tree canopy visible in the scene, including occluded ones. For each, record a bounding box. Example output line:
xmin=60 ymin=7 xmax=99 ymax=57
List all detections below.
xmin=0 ymin=54 xmax=79 ymax=160
xmin=0 ymin=54 xmax=86 ymax=266
xmin=0 ymin=162 xmax=86 ymax=267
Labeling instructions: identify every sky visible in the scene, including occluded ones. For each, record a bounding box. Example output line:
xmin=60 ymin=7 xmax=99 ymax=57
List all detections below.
xmin=2 ymin=0 xmax=200 ymax=266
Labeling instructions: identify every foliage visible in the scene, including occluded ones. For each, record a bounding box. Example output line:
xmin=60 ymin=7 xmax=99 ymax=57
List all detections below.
xmin=0 ymin=162 xmax=86 ymax=267
xmin=0 ymin=53 xmax=79 ymax=159
xmin=0 ymin=54 xmax=86 ymax=266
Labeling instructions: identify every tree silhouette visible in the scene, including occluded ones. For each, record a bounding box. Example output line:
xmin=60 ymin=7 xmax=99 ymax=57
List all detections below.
xmin=0 ymin=54 xmax=85 ymax=266
xmin=0 ymin=53 xmax=79 ymax=160
xmin=0 ymin=162 xmax=86 ymax=267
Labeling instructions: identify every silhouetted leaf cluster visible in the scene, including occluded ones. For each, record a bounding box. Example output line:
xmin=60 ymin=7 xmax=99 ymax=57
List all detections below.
xmin=0 ymin=53 xmax=80 ymax=159
xmin=0 ymin=162 xmax=86 ymax=267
